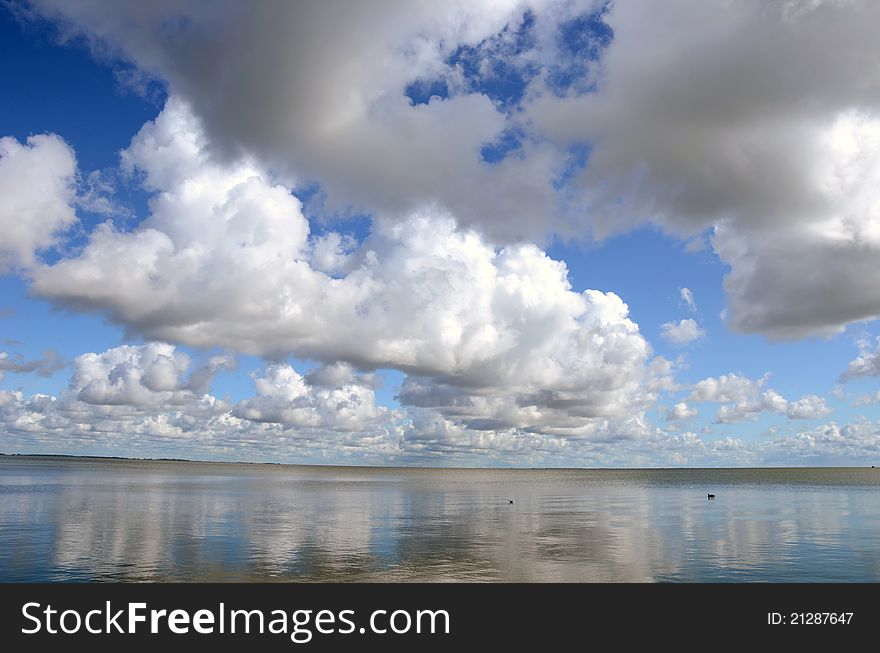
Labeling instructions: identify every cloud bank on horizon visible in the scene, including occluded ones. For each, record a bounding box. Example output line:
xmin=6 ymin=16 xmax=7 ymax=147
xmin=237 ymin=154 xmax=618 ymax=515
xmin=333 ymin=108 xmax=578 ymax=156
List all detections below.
xmin=2 ymin=0 xmax=880 ymax=466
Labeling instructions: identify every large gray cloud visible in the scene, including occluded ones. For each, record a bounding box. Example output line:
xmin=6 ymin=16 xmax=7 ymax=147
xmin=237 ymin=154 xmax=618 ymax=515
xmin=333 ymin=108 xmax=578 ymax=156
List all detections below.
xmin=23 ymin=0 xmax=880 ymax=339
xmin=529 ymin=1 xmax=880 ymax=232
xmin=28 ymin=0 xmax=594 ymax=242
xmin=528 ymin=1 xmax=880 ymax=337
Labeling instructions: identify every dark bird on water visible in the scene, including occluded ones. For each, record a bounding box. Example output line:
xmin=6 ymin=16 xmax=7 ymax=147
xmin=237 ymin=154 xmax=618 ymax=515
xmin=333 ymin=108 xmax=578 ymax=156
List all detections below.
xmin=509 ymin=500 xmax=514 ymax=504
xmin=707 ymin=493 xmax=715 ymax=500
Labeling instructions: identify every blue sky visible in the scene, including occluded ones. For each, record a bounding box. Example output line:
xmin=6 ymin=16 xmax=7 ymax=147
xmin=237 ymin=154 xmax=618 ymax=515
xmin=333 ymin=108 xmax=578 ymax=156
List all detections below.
xmin=2 ymin=1 xmax=880 ymax=466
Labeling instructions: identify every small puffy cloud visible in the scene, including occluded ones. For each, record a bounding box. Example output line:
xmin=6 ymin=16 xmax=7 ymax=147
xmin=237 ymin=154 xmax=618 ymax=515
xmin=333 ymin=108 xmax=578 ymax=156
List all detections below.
xmin=660 ymin=318 xmax=705 ymax=346
xmin=690 ymin=374 xmax=829 ymax=423
xmin=234 ymin=363 xmax=391 ymax=432
xmin=0 ymin=134 xmax=77 ymax=272
xmin=690 ymin=374 xmax=760 ymax=404
xmin=840 ymin=338 xmax=880 ymax=382
xmin=680 ymin=287 xmax=697 ymax=313
xmin=714 ymin=402 xmax=761 ymax=424
xmin=71 ymin=343 xmax=233 ymax=409
xmin=666 ymin=402 xmax=697 ymax=421
xmin=785 ymin=395 xmax=831 ymax=421
xmin=715 ymin=390 xmax=786 ymax=424
xmin=761 ymin=389 xmax=790 ymax=414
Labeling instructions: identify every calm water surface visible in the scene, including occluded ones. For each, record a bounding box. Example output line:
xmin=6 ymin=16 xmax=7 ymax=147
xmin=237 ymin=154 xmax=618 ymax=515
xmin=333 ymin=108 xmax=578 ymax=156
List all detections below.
xmin=1 ymin=456 xmax=879 ymax=582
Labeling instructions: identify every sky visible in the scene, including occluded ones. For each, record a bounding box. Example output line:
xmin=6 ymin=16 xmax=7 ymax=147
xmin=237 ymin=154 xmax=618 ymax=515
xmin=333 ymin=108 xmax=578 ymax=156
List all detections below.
xmin=1 ymin=0 xmax=880 ymax=467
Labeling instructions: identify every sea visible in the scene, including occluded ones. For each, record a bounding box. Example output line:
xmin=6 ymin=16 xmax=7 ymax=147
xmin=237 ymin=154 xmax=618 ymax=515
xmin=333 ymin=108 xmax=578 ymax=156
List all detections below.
xmin=1 ymin=456 xmax=878 ymax=582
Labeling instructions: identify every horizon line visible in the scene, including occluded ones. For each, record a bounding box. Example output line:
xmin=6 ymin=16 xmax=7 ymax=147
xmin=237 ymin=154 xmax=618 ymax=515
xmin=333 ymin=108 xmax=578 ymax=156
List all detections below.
xmin=0 ymin=451 xmax=874 ymax=472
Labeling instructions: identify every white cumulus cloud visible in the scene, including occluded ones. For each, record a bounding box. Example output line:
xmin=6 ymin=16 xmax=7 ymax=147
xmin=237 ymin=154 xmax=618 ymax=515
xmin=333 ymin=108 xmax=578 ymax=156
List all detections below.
xmin=234 ymin=363 xmax=392 ymax=432
xmin=660 ymin=318 xmax=705 ymax=346
xmin=0 ymin=134 xmax=77 ymax=272
xmin=666 ymin=402 xmax=697 ymax=421
xmin=26 ymin=99 xmax=665 ymax=439
xmin=690 ymin=374 xmax=830 ymax=423
xmin=70 ymin=342 xmax=233 ymax=409
xmin=840 ymin=338 xmax=880 ymax=382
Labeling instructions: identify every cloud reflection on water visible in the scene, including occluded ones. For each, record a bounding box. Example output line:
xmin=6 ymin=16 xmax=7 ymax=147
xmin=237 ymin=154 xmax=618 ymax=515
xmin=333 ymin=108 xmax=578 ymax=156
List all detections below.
xmin=1 ymin=458 xmax=879 ymax=582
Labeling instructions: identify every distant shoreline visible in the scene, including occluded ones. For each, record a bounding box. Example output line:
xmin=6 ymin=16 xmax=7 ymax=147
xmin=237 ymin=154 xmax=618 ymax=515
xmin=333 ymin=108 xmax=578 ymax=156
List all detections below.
xmin=0 ymin=451 xmax=873 ymax=471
